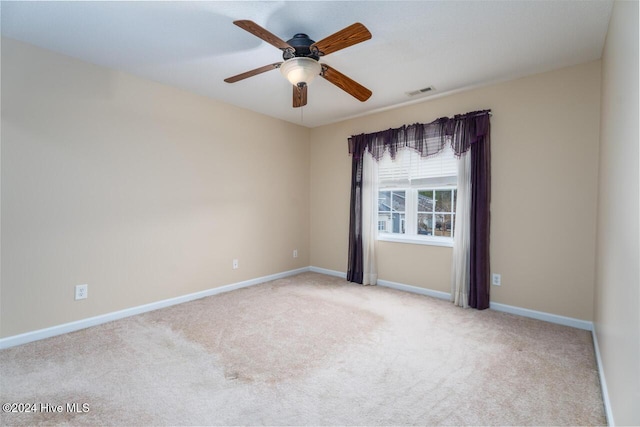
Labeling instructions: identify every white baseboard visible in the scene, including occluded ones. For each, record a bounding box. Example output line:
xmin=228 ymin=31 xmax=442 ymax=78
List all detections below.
xmin=309 ymin=266 xmax=347 ymax=279
xmin=489 ymin=302 xmax=593 ymax=331
xmin=591 ymin=326 xmax=614 ymax=426
xmin=377 ymin=278 xmax=451 ymax=301
xmin=0 ymin=267 xmax=310 ymax=350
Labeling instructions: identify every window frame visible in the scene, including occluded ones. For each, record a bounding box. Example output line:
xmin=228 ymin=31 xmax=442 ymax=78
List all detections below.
xmin=378 ymin=187 xmax=455 ymax=247
xmin=376 ymin=146 xmax=457 ymax=247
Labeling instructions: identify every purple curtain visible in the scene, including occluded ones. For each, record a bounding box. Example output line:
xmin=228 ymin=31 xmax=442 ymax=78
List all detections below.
xmin=346 ymin=135 xmax=365 ymax=283
xmin=347 ymin=110 xmax=491 ymax=309
xmin=468 ymin=118 xmax=491 ymax=309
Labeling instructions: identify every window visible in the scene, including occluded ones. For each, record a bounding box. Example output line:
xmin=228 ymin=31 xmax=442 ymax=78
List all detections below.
xmin=417 ymin=189 xmax=456 ymax=237
xmin=377 ymin=145 xmax=457 ymax=246
xmin=378 ymin=190 xmax=405 ymax=233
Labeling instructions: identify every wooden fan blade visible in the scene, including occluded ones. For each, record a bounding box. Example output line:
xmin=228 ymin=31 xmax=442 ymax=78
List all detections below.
xmin=234 ymin=20 xmax=293 ymax=51
xmin=293 ymin=84 xmax=308 ymax=108
xmin=321 ymin=64 xmax=372 ymax=102
xmin=224 ymin=62 xmax=282 ymax=83
xmin=311 ymin=23 xmax=371 ymax=56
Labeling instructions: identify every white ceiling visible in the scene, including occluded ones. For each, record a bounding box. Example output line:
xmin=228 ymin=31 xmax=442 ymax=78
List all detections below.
xmin=1 ymin=1 xmax=613 ymax=128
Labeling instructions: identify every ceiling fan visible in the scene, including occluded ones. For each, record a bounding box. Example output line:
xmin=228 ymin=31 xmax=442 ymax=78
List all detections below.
xmin=224 ymin=20 xmax=373 ymax=108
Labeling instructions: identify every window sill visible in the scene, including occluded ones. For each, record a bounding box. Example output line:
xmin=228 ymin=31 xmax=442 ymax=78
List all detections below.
xmin=377 ymin=234 xmax=454 ymax=247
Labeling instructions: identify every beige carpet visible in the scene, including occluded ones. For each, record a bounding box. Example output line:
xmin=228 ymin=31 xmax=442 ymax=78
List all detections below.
xmin=0 ymin=272 xmax=605 ymax=426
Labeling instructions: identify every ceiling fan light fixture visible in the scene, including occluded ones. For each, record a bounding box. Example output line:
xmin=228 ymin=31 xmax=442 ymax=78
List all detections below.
xmin=280 ymin=57 xmax=322 ymax=86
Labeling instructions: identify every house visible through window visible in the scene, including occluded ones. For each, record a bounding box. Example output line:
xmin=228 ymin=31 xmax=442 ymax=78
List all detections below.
xmin=378 ymin=144 xmax=457 ymax=246
xmin=378 ymin=190 xmax=406 ymax=233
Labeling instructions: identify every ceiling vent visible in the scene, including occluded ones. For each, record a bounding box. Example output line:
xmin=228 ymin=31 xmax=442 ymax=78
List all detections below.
xmin=406 ymin=86 xmax=435 ymax=97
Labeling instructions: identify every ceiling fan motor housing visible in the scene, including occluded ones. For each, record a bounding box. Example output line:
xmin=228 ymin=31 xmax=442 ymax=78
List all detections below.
xmin=283 ymin=33 xmax=319 ymax=60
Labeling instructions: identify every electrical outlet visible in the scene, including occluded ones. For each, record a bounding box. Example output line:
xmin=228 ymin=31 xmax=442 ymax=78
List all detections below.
xmin=75 ymin=284 xmax=88 ymax=300
xmin=232 ymin=259 xmax=239 ymax=270
xmin=492 ymin=274 xmax=501 ymax=286
xmin=293 ymin=249 xmax=298 ymax=258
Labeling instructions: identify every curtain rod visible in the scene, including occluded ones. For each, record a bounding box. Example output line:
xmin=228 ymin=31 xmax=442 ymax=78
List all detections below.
xmin=456 ymin=109 xmax=492 ymax=118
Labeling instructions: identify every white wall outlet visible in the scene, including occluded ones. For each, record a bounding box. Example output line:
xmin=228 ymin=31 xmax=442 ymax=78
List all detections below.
xmin=492 ymin=273 xmax=501 ymax=286
xmin=75 ymin=284 xmax=88 ymax=300
xmin=293 ymin=249 xmax=298 ymax=258
xmin=232 ymin=259 xmax=239 ymax=269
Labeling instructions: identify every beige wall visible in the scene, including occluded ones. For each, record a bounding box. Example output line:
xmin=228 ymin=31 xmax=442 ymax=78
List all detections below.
xmin=310 ymin=61 xmax=601 ymax=321
xmin=594 ymin=0 xmax=640 ymax=424
xmin=1 ymin=38 xmax=310 ymax=337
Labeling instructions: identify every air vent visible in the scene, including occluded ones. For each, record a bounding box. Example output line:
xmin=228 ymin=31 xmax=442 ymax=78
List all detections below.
xmin=406 ymin=86 xmax=435 ymax=97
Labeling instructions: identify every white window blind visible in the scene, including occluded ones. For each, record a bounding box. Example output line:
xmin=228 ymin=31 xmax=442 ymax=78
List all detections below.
xmin=378 ymin=144 xmax=457 ymax=188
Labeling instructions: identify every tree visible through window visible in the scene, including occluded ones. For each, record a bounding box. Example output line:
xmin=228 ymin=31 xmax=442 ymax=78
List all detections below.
xmin=417 ymin=189 xmax=456 ymax=237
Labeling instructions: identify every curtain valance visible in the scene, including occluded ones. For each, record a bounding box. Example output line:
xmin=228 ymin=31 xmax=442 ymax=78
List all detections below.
xmin=348 ymin=109 xmax=491 ymax=161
